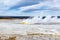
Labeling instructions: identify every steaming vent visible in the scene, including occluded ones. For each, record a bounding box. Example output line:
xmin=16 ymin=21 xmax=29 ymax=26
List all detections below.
xmin=21 ymin=16 xmax=60 ymax=24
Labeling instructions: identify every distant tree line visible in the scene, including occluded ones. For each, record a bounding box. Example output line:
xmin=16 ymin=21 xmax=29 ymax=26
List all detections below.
xmin=0 ymin=16 xmax=32 ymax=19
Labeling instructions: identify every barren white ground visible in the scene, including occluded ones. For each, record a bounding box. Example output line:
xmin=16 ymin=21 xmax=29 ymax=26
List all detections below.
xmin=0 ymin=19 xmax=60 ymax=35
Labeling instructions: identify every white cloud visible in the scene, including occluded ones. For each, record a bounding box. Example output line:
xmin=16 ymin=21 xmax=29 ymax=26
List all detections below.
xmin=20 ymin=0 xmax=60 ymax=12
xmin=0 ymin=0 xmax=40 ymax=9
xmin=0 ymin=0 xmax=60 ymax=16
xmin=0 ymin=0 xmax=21 ymax=8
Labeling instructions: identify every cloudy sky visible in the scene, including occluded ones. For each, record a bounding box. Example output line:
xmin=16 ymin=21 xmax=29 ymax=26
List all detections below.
xmin=0 ymin=0 xmax=60 ymax=16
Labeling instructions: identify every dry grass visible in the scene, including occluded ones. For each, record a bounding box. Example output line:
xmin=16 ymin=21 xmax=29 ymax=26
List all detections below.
xmin=0 ymin=33 xmax=60 ymax=40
